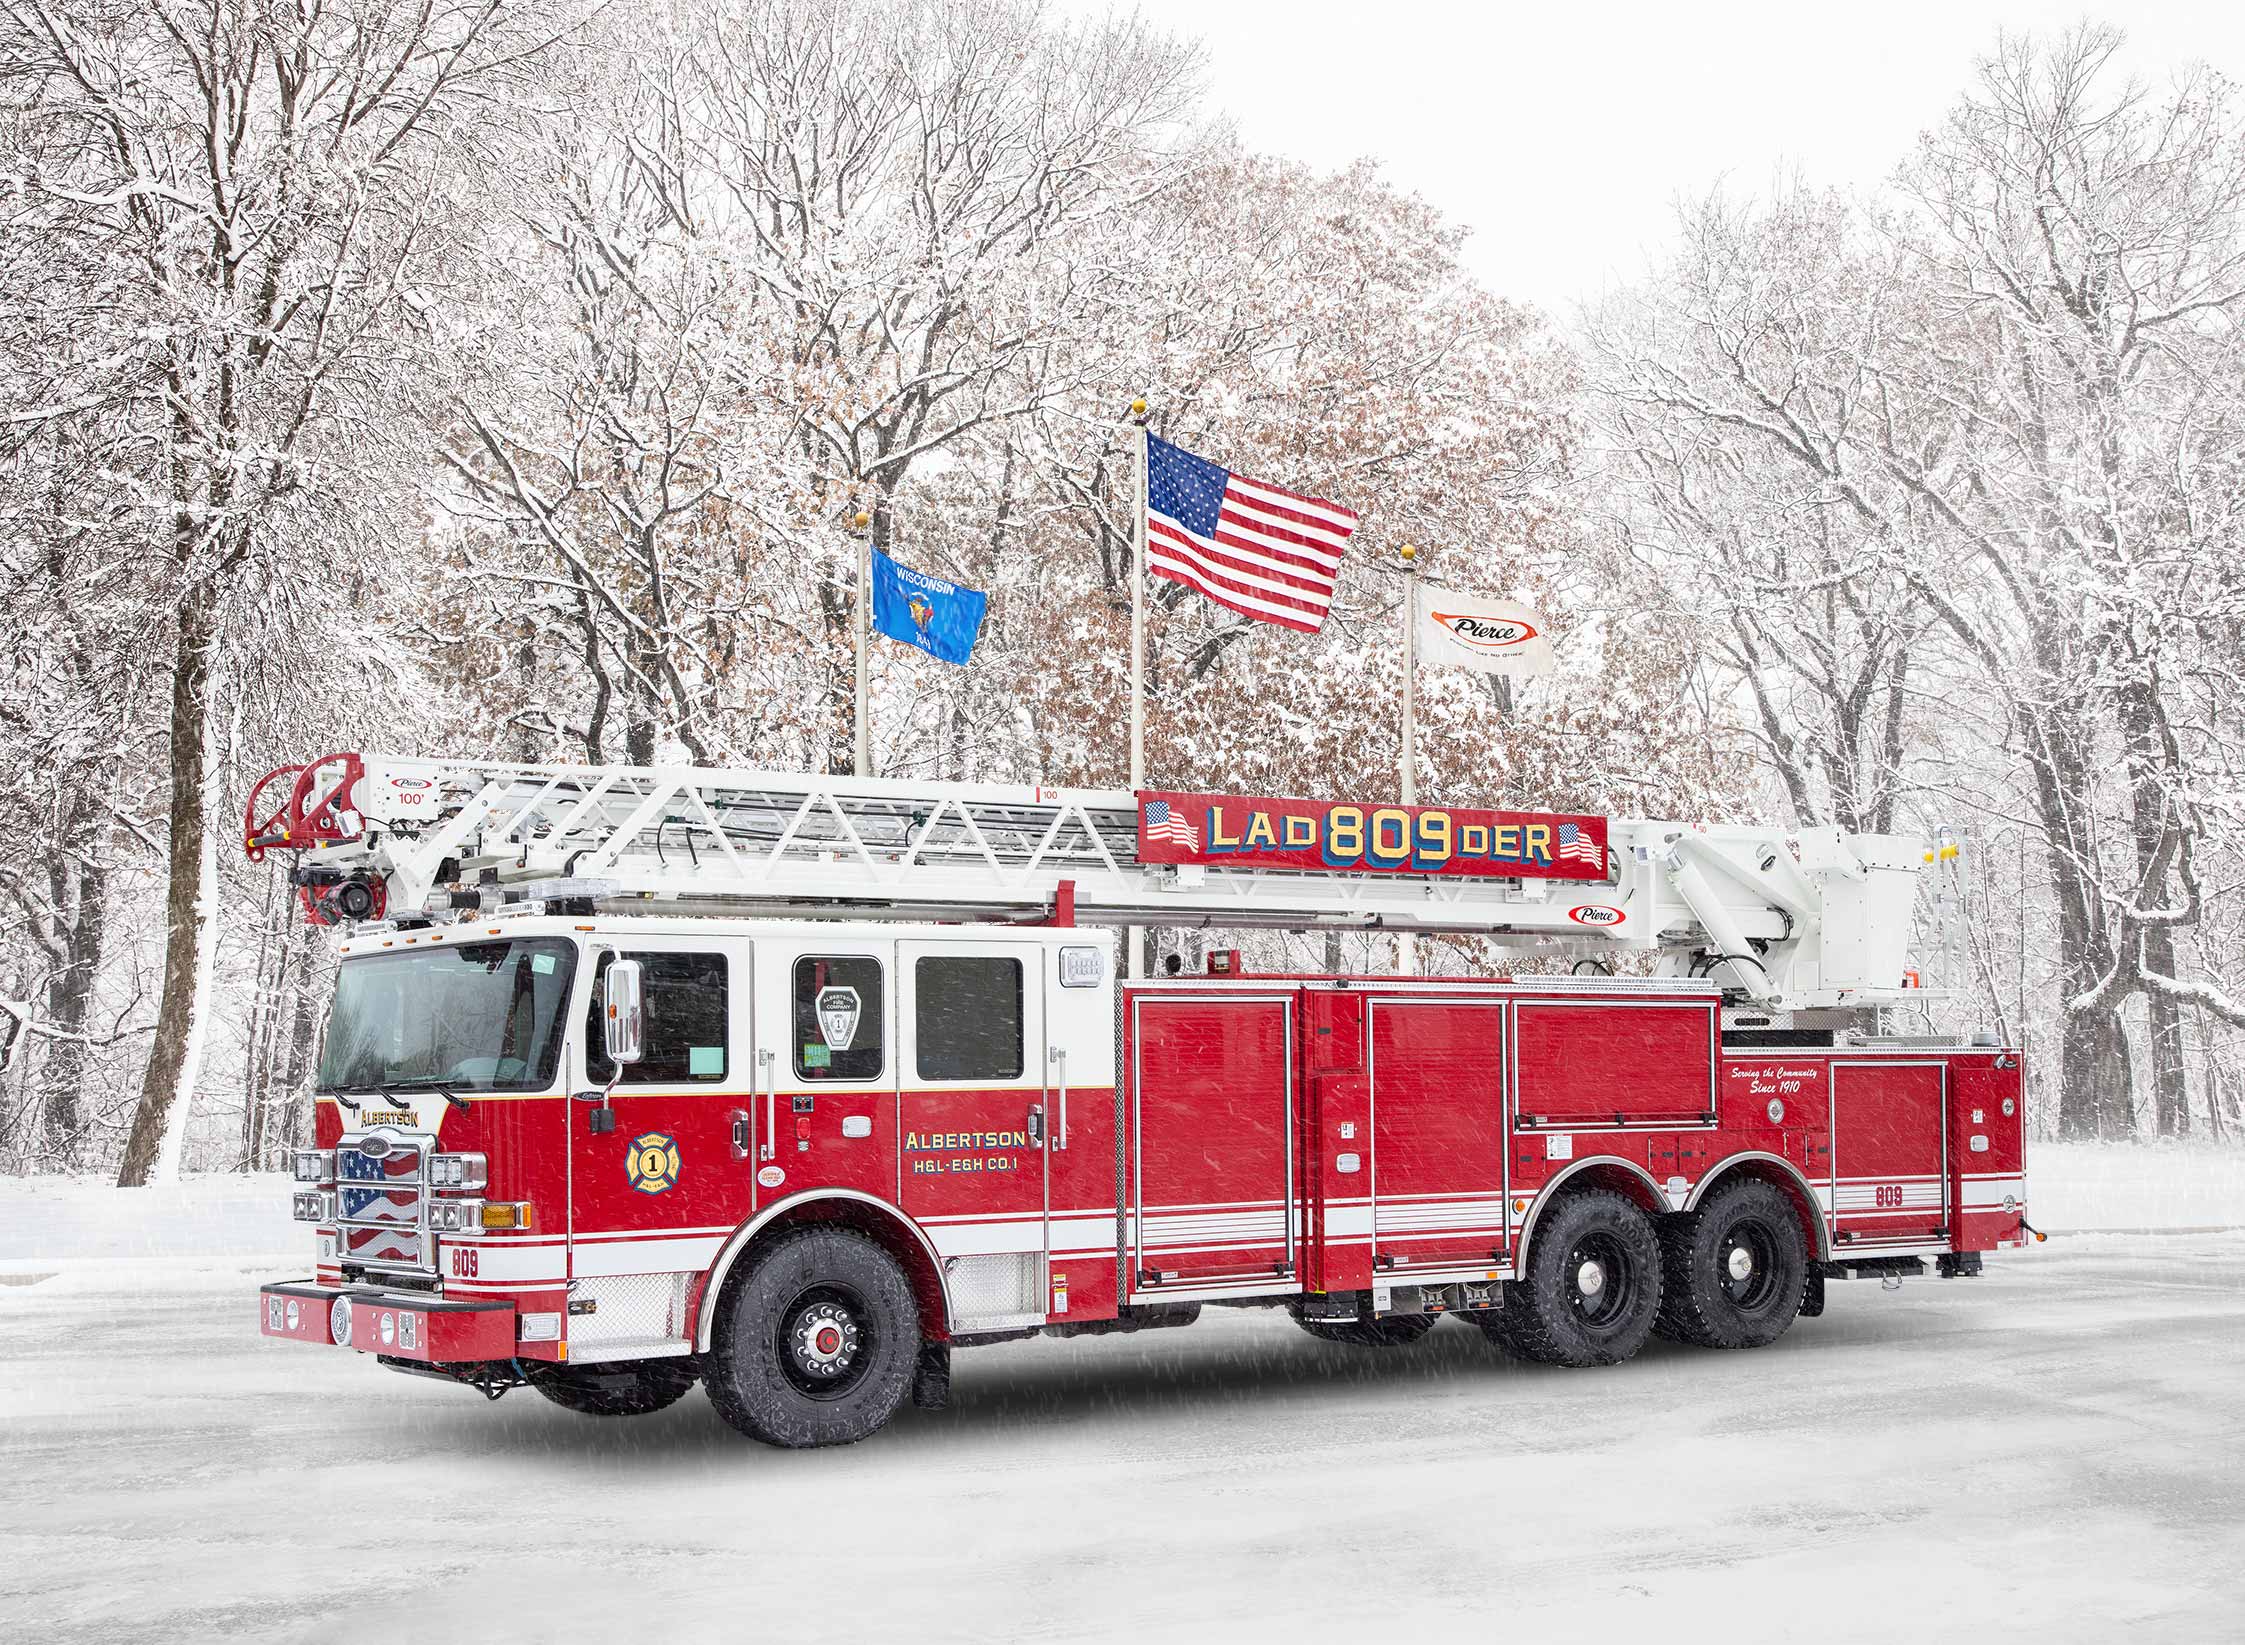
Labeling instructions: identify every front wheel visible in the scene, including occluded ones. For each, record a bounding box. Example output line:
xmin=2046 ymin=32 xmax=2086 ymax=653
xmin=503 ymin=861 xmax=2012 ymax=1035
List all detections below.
xmin=1654 ymin=1179 xmax=1809 ymax=1349
xmin=704 ymin=1227 xmax=920 ymax=1449
xmin=530 ymin=1358 xmax=698 ymax=1418
xmin=1480 ymin=1189 xmax=1663 ymax=1367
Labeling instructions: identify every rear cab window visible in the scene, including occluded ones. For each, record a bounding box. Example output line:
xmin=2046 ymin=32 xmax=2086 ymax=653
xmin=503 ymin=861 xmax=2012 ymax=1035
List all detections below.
xmin=915 ymin=955 xmax=1024 ymax=1081
xmin=794 ymin=955 xmax=885 ymax=1081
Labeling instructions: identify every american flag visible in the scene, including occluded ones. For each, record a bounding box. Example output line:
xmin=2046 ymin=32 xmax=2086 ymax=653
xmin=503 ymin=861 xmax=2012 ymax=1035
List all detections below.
xmin=1144 ymin=435 xmax=1357 ymax=633
xmin=1142 ymin=799 xmax=1200 ymax=851
xmin=1556 ymin=822 xmax=1603 ymax=870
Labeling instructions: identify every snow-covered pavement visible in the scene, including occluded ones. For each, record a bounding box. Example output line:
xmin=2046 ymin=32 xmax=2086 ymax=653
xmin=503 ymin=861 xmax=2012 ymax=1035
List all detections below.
xmin=5 ymin=1169 xmax=2243 ymax=1643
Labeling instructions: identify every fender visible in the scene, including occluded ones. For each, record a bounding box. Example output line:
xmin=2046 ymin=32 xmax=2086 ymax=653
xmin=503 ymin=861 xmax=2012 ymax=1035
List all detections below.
xmin=1684 ymin=1150 xmax=1833 ymax=1262
xmin=693 ymin=1188 xmax=956 ymax=1352
xmin=1515 ymin=1154 xmax=1671 ymax=1263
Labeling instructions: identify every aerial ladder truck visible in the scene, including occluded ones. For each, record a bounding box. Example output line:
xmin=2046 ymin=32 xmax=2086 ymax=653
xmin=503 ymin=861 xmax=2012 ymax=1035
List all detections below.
xmin=249 ymin=753 xmax=2030 ymax=1448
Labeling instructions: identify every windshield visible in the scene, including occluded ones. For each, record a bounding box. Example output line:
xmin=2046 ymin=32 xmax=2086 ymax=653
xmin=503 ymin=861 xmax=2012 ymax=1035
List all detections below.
xmin=316 ymin=938 xmax=577 ymax=1094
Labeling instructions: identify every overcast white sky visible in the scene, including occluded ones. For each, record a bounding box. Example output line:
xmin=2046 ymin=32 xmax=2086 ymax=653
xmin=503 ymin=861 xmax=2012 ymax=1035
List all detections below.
xmin=1066 ymin=2 xmax=2245 ymax=314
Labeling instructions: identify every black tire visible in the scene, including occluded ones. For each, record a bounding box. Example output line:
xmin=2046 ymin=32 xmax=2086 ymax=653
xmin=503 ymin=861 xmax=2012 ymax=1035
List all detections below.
xmin=704 ymin=1227 xmax=920 ymax=1449
xmin=1288 ymin=1305 xmax=1438 ymax=1348
xmin=1479 ymin=1189 xmax=1663 ymax=1367
xmin=1654 ymin=1178 xmax=1809 ymax=1349
xmin=531 ymin=1358 xmax=698 ymax=1418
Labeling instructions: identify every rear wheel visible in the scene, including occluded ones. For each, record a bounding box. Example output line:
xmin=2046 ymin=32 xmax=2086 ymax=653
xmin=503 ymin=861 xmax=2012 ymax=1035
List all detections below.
xmin=1480 ymin=1189 xmax=1662 ymax=1367
xmin=1288 ymin=1305 xmax=1438 ymax=1348
xmin=1655 ymin=1178 xmax=1809 ymax=1349
xmin=704 ymin=1227 xmax=919 ymax=1449
xmin=531 ymin=1358 xmax=698 ymax=1418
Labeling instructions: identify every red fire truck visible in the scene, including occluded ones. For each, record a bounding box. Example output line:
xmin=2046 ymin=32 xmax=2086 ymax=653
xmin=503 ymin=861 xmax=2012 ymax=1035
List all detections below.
xmin=249 ymin=755 xmax=2032 ymax=1448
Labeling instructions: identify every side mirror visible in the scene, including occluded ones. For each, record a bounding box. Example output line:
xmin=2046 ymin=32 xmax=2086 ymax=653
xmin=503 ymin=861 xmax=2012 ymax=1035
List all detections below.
xmin=603 ymin=959 xmax=645 ymax=1067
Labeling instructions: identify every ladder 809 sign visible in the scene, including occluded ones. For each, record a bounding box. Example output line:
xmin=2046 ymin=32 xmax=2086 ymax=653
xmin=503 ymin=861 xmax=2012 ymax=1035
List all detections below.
xmin=1137 ymin=790 xmax=1610 ymax=883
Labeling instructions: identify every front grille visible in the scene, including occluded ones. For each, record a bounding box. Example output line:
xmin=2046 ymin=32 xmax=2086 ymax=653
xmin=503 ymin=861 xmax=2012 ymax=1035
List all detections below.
xmin=335 ymin=1134 xmax=436 ymax=1274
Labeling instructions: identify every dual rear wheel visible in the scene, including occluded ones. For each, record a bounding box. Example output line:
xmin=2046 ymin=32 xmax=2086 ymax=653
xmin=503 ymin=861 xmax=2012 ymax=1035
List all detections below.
xmin=1478 ymin=1180 xmax=1809 ymax=1367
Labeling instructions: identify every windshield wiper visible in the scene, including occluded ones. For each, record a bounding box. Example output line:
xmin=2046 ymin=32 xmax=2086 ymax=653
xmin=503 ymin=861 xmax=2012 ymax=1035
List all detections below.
xmin=389 ymin=1078 xmax=474 ymax=1113
xmin=315 ymin=1081 xmax=380 ymax=1115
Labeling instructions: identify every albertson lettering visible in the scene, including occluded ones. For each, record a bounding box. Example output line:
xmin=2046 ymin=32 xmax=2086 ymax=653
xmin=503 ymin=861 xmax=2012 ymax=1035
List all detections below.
xmin=905 ymin=1130 xmax=1029 ymax=1151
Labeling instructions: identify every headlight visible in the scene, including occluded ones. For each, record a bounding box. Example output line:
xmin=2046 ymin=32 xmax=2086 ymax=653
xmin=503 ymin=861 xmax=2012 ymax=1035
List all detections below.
xmin=429 ymin=1153 xmax=488 ymax=1191
xmin=428 ymin=1198 xmax=486 ymax=1234
xmin=291 ymin=1190 xmax=334 ymax=1223
xmin=291 ymin=1149 xmax=334 ymax=1184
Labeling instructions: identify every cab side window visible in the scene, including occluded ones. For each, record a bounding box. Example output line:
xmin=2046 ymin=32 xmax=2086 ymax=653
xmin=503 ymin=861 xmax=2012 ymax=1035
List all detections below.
xmin=916 ymin=956 xmax=1024 ymax=1081
xmin=585 ymin=951 xmax=729 ymax=1084
xmin=794 ymin=956 xmax=885 ymax=1081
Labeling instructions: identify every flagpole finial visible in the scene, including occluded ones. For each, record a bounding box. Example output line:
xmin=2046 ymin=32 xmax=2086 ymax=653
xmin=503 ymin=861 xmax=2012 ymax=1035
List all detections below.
xmin=1399 ymin=542 xmax=1417 ymax=564
xmin=1129 ymin=397 xmax=1148 ymax=419
xmin=851 ymin=511 xmax=871 ymax=531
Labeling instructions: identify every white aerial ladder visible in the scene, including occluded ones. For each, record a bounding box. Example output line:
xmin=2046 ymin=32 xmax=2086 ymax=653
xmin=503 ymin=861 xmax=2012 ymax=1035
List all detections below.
xmin=245 ymin=753 xmax=1929 ymax=1014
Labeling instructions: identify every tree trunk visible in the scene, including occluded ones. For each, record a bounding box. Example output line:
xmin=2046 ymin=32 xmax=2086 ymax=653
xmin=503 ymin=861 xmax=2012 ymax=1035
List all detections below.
xmin=38 ymin=859 xmax=109 ymax=1165
xmin=117 ymin=580 xmax=219 ymax=1187
xmin=2141 ymin=922 xmax=2190 ymax=1137
xmin=283 ymin=928 xmax=323 ymax=1149
xmin=2050 ymin=857 xmax=2127 ymax=1140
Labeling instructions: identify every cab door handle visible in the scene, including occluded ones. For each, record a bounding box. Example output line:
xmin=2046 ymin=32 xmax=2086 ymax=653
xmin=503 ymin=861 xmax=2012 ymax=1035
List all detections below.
xmin=1047 ymin=1046 xmax=1068 ymax=1150
xmin=757 ymin=1048 xmax=776 ymax=1161
xmin=1027 ymin=1103 xmax=1045 ymax=1147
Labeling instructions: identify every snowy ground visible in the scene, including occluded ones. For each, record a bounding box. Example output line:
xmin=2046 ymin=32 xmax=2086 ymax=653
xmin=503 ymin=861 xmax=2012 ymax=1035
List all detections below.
xmin=3 ymin=1152 xmax=2242 ymax=1643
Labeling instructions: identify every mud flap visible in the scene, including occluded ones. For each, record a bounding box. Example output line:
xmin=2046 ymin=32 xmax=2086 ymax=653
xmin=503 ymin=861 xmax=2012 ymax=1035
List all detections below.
xmin=1799 ymin=1267 xmax=1827 ymax=1319
xmin=912 ymin=1340 xmax=952 ymax=1411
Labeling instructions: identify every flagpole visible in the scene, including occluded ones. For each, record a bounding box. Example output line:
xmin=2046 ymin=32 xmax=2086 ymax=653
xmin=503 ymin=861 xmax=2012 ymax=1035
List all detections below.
xmin=1128 ymin=398 xmax=1149 ymax=793
xmin=1399 ymin=542 xmax=1418 ymax=806
xmin=1127 ymin=398 xmax=1149 ymax=981
xmin=852 ymin=508 xmax=872 ymax=778
xmin=1398 ymin=542 xmax=1419 ymax=977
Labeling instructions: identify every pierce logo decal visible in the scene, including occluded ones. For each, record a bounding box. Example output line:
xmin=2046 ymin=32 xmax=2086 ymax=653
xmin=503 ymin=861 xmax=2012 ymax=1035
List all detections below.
xmin=626 ymin=1132 xmax=681 ymax=1195
xmin=1430 ymin=612 xmax=1538 ymax=654
xmin=1567 ymin=904 xmax=1625 ymax=926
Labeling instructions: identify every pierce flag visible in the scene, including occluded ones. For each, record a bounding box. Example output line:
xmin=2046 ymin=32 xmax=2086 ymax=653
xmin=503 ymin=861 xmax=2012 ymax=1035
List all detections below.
xmin=1414 ymin=586 xmax=1555 ymax=676
xmin=870 ymin=547 xmax=986 ymax=666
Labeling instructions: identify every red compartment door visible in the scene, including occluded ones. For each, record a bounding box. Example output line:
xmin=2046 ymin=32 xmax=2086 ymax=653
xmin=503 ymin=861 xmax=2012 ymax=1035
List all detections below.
xmin=1368 ymin=998 xmax=1507 ymax=1274
xmin=1830 ymin=1061 xmax=1948 ymax=1247
xmin=1130 ymin=993 xmax=1294 ymax=1290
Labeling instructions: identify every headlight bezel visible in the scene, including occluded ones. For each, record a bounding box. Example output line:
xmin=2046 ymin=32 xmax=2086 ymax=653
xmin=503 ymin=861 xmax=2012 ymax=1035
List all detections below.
xmin=290 ymin=1189 xmax=335 ymax=1224
xmin=428 ymin=1152 xmax=488 ymax=1192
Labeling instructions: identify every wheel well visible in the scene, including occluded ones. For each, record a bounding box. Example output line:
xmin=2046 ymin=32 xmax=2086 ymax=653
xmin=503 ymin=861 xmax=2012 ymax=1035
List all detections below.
xmin=1516 ymin=1156 xmax=1669 ymax=1263
xmin=1686 ymin=1155 xmax=1830 ymax=1261
xmin=695 ymin=1192 xmax=953 ymax=1352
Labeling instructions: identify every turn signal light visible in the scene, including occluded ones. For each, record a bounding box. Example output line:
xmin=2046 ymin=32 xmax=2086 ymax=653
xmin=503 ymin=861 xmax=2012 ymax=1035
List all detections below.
xmin=480 ymin=1201 xmax=532 ymax=1231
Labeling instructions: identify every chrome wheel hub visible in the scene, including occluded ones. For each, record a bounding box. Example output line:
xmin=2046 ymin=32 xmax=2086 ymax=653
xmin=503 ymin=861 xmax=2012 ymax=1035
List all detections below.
xmin=790 ymin=1301 xmax=860 ymax=1379
xmin=1727 ymin=1245 xmax=1756 ymax=1283
xmin=1575 ymin=1258 xmax=1606 ymax=1299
